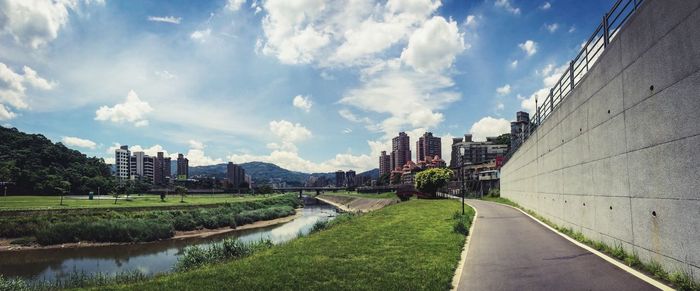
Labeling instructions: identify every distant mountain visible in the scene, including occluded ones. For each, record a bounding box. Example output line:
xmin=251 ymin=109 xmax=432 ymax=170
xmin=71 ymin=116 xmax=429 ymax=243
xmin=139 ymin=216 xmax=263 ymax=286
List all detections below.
xmin=186 ymin=161 xmax=378 ymax=186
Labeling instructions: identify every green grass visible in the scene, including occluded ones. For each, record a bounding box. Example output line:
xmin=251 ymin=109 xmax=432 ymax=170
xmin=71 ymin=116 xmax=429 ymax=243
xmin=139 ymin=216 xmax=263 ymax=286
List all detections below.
xmin=482 ymin=196 xmax=700 ymax=291
xmin=96 ymin=199 xmax=474 ymax=291
xmin=322 ymin=190 xmax=398 ymax=199
xmin=0 ymin=194 xmax=274 ymax=211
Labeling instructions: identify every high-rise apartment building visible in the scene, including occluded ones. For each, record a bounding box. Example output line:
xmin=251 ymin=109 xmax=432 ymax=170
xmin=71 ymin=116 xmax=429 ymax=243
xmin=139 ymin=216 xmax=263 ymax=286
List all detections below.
xmin=417 ymin=132 xmax=442 ymax=162
xmin=130 ymin=152 xmax=155 ymax=183
xmin=115 ymin=145 xmax=130 ymax=180
xmin=379 ymin=151 xmax=391 ymax=177
xmin=391 ymin=132 xmax=411 ymax=170
xmin=176 ymin=153 xmax=189 ymax=180
xmin=510 ymin=111 xmax=531 ymax=151
xmin=345 ymin=170 xmax=356 ymax=187
xmin=227 ymin=162 xmax=246 ymax=188
xmin=335 ymin=170 xmax=345 ymax=187
xmin=153 ymin=152 xmax=171 ymax=185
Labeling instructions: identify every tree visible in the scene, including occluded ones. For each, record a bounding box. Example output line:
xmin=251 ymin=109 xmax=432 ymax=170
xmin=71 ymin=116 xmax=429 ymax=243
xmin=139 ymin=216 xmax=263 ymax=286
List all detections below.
xmin=390 ymin=172 xmax=401 ymax=185
xmin=175 ymin=186 xmax=188 ymax=203
xmin=56 ymin=180 xmax=70 ymax=205
xmin=377 ymin=173 xmax=390 ymax=186
xmin=415 ymin=168 xmax=453 ymax=197
xmin=255 ymin=184 xmax=273 ymax=195
xmin=494 ymin=133 xmax=511 ymax=145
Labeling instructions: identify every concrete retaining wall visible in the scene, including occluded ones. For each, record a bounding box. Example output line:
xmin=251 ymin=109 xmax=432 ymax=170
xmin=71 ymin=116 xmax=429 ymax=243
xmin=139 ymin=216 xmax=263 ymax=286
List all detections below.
xmin=501 ymin=0 xmax=700 ymax=279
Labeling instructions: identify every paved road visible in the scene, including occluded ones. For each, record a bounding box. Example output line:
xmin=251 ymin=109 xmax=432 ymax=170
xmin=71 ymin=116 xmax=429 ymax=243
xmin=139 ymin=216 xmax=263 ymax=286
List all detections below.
xmin=457 ymin=200 xmax=658 ymax=291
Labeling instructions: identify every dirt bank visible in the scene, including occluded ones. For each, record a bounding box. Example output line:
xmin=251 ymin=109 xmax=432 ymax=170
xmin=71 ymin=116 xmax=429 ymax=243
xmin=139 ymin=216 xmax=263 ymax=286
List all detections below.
xmin=316 ymin=195 xmax=397 ymax=213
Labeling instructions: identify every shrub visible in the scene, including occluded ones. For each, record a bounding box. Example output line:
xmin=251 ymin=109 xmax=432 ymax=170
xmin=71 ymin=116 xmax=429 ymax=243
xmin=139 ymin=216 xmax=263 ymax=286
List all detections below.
xmin=0 ymin=275 xmax=29 ymax=291
xmin=309 ymin=220 xmax=329 ymax=234
xmin=36 ymin=219 xmax=174 ymax=245
xmin=452 ymin=212 xmax=472 ymax=236
xmin=176 ymin=238 xmax=273 ymax=271
xmin=487 ymin=188 xmax=500 ymax=197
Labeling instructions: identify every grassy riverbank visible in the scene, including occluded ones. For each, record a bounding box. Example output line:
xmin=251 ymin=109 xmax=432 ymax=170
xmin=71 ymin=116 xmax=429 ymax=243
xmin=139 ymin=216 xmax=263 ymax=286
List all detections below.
xmin=0 ymin=194 xmax=272 ymax=211
xmin=100 ymin=199 xmax=473 ymax=291
xmin=0 ymin=195 xmax=301 ymax=245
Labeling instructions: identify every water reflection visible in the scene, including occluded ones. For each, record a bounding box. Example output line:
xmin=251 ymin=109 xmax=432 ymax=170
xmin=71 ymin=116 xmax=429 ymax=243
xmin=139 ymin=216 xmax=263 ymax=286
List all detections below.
xmin=0 ymin=202 xmax=337 ymax=282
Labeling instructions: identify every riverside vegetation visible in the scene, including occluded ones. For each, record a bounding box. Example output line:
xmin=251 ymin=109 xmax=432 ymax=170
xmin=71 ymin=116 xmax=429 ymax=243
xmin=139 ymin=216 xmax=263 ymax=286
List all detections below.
xmin=1 ymin=194 xmax=301 ymax=246
xmin=95 ymin=199 xmax=474 ymax=291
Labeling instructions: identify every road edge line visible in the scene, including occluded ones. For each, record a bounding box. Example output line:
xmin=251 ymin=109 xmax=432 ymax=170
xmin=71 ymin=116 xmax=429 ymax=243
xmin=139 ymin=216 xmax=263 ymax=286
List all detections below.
xmin=488 ymin=200 xmax=673 ymax=291
xmin=450 ymin=199 xmax=478 ymax=291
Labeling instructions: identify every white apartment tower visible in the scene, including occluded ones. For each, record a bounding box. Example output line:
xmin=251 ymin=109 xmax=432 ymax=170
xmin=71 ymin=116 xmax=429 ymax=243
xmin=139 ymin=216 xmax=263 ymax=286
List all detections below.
xmin=115 ymin=145 xmax=131 ymax=180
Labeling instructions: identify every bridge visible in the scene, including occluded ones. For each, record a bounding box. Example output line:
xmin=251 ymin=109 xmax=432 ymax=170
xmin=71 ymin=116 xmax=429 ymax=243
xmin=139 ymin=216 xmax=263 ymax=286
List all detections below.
xmin=497 ymin=0 xmax=700 ymax=284
xmin=276 ymin=186 xmax=399 ymax=198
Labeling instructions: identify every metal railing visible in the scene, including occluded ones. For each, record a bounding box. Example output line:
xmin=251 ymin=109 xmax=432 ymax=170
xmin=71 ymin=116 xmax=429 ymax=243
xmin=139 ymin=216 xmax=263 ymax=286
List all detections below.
xmin=533 ymin=0 xmax=644 ymax=127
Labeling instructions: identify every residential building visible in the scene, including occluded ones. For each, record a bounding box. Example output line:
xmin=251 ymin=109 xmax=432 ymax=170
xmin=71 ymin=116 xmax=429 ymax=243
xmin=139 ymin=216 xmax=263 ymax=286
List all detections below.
xmin=114 ymin=145 xmax=130 ymax=180
xmin=391 ymin=132 xmax=411 ymax=170
xmin=130 ymin=152 xmax=155 ymax=183
xmin=416 ymin=132 xmax=441 ymax=163
xmin=176 ymin=153 xmax=189 ymax=180
xmin=227 ymin=162 xmax=246 ymax=189
xmin=379 ymin=151 xmax=391 ymax=177
xmin=449 ymin=134 xmax=508 ymax=168
xmin=510 ymin=111 xmax=531 ymax=151
xmin=335 ymin=170 xmax=345 ymax=187
xmin=153 ymin=152 xmax=171 ymax=185
xmin=345 ymin=170 xmax=356 ymax=187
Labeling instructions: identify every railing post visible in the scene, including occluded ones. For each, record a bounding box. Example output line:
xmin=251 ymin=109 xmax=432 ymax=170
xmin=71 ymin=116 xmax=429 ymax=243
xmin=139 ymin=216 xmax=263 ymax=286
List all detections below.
xmin=603 ymin=13 xmax=610 ymax=47
xmin=549 ymin=89 xmax=554 ymax=112
xmin=569 ymin=61 xmax=575 ymax=90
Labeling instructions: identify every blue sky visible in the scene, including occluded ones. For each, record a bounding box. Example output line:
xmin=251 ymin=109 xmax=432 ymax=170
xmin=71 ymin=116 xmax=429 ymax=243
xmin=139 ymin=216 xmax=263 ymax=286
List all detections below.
xmin=0 ymin=0 xmax=614 ymax=172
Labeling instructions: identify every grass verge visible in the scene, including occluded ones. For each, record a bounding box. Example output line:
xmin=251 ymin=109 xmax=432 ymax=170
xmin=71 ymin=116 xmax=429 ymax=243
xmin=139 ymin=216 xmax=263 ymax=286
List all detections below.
xmin=482 ymin=196 xmax=699 ymax=291
xmin=95 ymin=199 xmax=473 ymax=291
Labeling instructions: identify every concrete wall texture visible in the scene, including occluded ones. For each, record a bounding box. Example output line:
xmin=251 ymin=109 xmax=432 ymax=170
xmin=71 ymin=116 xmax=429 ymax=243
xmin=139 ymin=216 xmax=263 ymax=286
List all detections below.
xmin=500 ymin=0 xmax=700 ymax=279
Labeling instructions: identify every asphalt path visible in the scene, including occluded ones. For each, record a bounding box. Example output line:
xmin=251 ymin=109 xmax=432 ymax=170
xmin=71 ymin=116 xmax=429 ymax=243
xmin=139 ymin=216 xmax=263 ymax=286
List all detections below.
xmin=456 ymin=199 xmax=659 ymax=291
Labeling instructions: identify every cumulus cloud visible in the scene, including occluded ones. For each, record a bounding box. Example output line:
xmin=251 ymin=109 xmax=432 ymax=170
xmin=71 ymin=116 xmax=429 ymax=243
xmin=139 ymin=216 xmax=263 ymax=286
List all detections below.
xmin=470 ymin=116 xmax=510 ymax=141
xmin=292 ymin=95 xmax=312 ymax=112
xmin=183 ymin=140 xmax=223 ymax=166
xmin=0 ymin=0 xmax=99 ymax=48
xmin=519 ymin=40 xmax=537 ymax=56
xmin=0 ymin=63 xmax=56 ymax=119
xmin=190 ymin=28 xmax=211 ymax=42
xmin=62 ymin=136 xmax=97 ymax=149
xmin=495 ymin=0 xmax=521 ymax=15
xmin=496 ymin=84 xmax=511 ymax=96
xmin=540 ymin=2 xmax=551 ymax=10
xmin=269 ymin=120 xmax=312 ymax=142
xmin=400 ymin=16 xmax=466 ymax=73
xmin=465 ymin=15 xmax=477 ymax=28
xmin=226 ymin=0 xmax=246 ymax=11
xmin=545 ymin=23 xmax=559 ymax=33
xmin=520 ymin=63 xmax=568 ymax=114
xmin=95 ymin=90 xmax=153 ymax=127
xmin=147 ymin=16 xmax=181 ymax=24
xmin=228 ymin=143 xmax=375 ymax=173
xmin=510 ymin=60 xmax=518 ymax=68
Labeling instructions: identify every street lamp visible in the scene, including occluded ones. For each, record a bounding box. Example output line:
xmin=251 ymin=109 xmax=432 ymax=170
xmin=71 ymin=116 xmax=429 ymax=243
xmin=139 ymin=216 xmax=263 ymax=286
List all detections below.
xmin=459 ymin=146 xmax=466 ymax=215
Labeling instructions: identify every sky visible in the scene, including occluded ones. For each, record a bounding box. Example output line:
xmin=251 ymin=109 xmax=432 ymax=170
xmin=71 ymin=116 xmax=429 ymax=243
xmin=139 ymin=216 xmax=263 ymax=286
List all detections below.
xmin=0 ymin=0 xmax=615 ymax=173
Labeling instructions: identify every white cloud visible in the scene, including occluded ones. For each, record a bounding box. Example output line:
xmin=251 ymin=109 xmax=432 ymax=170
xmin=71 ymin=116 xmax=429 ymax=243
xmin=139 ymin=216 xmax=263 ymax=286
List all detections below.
xmin=338 ymin=108 xmax=372 ymax=124
xmin=496 ymin=101 xmax=505 ymax=111
xmin=401 ymin=16 xmax=466 ymax=73
xmin=95 ymin=90 xmax=153 ymax=127
xmin=183 ymin=141 xmax=223 ymax=166
xmin=0 ymin=63 xmax=56 ymax=119
xmin=226 ymin=0 xmax=246 ymax=11
xmin=470 ymin=116 xmax=510 ymax=141
xmin=62 ymin=136 xmax=97 ymax=149
xmin=495 ymin=0 xmax=521 ymax=15
xmin=190 ymin=28 xmax=211 ymax=42
xmin=292 ymin=95 xmax=312 ymax=112
xmin=319 ymin=71 xmax=335 ymax=80
xmin=103 ymin=157 xmax=115 ymax=164
xmin=343 ymin=128 xmax=352 ymax=134
xmin=465 ymin=15 xmax=477 ymax=28
xmin=0 ymin=0 xmax=102 ymax=48
xmin=520 ymin=63 xmax=568 ymax=114
xmin=545 ymin=23 xmax=559 ymax=33
xmin=496 ymin=84 xmax=511 ymax=96
xmin=269 ymin=120 xmax=312 ymax=142
xmin=518 ymin=40 xmax=537 ymax=56
xmin=540 ymin=2 xmax=551 ymax=10
xmin=568 ymin=26 xmax=576 ymax=33
xmin=147 ymin=16 xmax=182 ymax=24
xmin=510 ymin=60 xmax=518 ymax=68
xmin=188 ymin=140 xmax=205 ymax=150
xmin=0 ymin=104 xmax=16 ymax=120
xmin=154 ymin=70 xmax=176 ymax=80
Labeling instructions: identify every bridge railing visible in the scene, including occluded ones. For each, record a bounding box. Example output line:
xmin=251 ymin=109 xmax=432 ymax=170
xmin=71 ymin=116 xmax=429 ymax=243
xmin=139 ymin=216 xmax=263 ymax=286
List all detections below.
xmin=508 ymin=0 xmax=645 ymax=163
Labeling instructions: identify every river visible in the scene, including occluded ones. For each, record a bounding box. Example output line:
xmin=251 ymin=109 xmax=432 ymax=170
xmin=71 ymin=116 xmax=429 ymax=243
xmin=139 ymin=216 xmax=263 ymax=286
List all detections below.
xmin=0 ymin=201 xmax=338 ymax=282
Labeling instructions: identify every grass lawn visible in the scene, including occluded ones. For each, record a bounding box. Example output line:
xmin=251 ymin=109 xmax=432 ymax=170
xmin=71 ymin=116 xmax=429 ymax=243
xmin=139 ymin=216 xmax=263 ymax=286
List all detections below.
xmin=0 ymin=194 xmax=276 ymax=211
xmin=321 ymin=190 xmax=397 ymax=199
xmin=100 ymin=199 xmax=473 ymax=291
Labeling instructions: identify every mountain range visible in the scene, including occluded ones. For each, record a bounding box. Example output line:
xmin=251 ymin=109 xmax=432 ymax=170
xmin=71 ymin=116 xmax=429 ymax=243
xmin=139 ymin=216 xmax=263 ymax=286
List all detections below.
xmin=174 ymin=161 xmax=379 ymax=186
